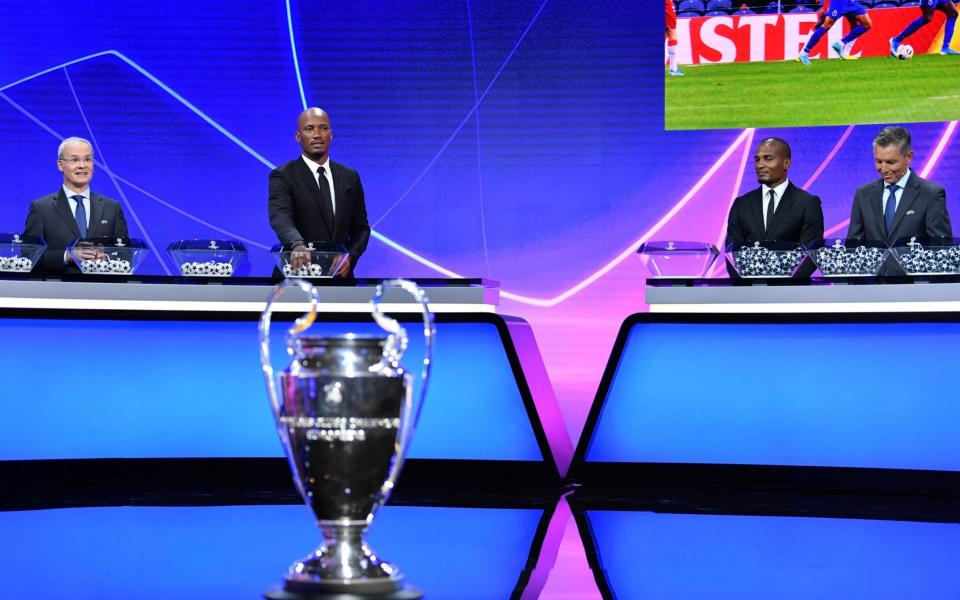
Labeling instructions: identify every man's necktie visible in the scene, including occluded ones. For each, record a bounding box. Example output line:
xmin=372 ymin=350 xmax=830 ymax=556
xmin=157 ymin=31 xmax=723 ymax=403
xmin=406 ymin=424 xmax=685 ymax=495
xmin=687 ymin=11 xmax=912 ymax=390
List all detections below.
xmin=317 ymin=167 xmax=333 ymax=221
xmin=884 ymin=184 xmax=898 ymax=237
xmin=72 ymin=195 xmax=88 ymax=238
xmin=765 ymin=189 xmax=776 ymax=237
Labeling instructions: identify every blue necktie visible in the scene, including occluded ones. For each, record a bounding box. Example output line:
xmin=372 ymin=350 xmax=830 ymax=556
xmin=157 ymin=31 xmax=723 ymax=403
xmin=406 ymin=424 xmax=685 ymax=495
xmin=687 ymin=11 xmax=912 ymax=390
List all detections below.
xmin=884 ymin=184 xmax=898 ymax=237
xmin=72 ymin=195 xmax=88 ymax=238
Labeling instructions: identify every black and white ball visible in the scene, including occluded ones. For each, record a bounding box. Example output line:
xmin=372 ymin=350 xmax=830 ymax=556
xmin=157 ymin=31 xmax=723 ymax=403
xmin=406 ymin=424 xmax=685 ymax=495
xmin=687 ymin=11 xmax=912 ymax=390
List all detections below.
xmin=282 ymin=263 xmax=324 ymax=277
xmin=180 ymin=260 xmax=234 ymax=277
xmin=0 ymin=256 xmax=33 ymax=272
xmin=80 ymin=258 xmax=132 ymax=274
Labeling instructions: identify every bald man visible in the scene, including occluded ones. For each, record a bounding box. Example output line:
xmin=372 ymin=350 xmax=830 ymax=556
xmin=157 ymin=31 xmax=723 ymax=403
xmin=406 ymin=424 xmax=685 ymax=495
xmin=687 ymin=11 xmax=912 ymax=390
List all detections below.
xmin=725 ymin=137 xmax=824 ymax=277
xmin=268 ymin=108 xmax=370 ymax=277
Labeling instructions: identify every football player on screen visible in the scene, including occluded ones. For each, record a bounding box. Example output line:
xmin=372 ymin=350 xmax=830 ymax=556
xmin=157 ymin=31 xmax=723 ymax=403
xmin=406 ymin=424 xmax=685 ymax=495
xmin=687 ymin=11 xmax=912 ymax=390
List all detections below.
xmin=890 ymin=0 xmax=960 ymax=57
xmin=665 ymin=0 xmax=684 ymax=76
xmin=797 ymin=0 xmax=873 ymax=64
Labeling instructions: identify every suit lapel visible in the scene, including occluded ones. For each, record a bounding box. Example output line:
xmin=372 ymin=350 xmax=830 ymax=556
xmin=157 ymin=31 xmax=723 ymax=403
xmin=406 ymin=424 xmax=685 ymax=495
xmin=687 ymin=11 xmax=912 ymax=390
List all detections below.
xmin=87 ymin=194 xmax=105 ymax=238
xmin=295 ymin=159 xmax=334 ymax=235
xmin=53 ymin=189 xmax=82 ymax=238
xmin=767 ymin=183 xmax=796 ymax=237
xmin=330 ymin=161 xmax=348 ymax=239
xmin=868 ymin=180 xmax=887 ymax=241
xmin=749 ymin=189 xmax=765 ymax=237
xmin=889 ymin=174 xmax=919 ymax=241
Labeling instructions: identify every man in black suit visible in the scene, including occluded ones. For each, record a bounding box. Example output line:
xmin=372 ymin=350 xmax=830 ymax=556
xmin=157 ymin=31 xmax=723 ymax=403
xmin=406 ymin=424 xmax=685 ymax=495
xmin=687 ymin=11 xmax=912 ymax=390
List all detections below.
xmin=725 ymin=137 xmax=824 ymax=276
xmin=268 ymin=107 xmax=371 ymax=277
xmin=24 ymin=137 xmax=128 ymax=274
xmin=848 ymin=125 xmax=952 ymax=275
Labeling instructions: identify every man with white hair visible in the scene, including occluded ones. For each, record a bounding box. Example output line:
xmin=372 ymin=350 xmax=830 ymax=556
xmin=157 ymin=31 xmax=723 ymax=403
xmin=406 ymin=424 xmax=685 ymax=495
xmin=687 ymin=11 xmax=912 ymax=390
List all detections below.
xmin=24 ymin=137 xmax=128 ymax=274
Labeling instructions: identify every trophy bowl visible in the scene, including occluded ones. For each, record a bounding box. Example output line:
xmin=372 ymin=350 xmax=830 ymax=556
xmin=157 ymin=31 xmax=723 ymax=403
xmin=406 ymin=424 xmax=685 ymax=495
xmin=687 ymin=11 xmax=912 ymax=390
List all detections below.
xmin=167 ymin=239 xmax=248 ymax=277
xmin=890 ymin=236 xmax=960 ymax=275
xmin=807 ymin=238 xmax=889 ymax=277
xmin=260 ymin=279 xmax=434 ymax=600
xmin=636 ymin=241 xmax=719 ymax=278
xmin=67 ymin=237 xmax=149 ymax=275
xmin=0 ymin=233 xmax=46 ymax=273
xmin=725 ymin=240 xmax=808 ymax=278
xmin=270 ymin=242 xmax=350 ymax=278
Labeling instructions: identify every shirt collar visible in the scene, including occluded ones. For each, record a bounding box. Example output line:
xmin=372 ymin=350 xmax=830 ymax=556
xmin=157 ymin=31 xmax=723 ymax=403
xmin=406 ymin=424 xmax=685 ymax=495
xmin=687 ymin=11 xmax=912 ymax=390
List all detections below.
xmin=301 ymin=154 xmax=330 ymax=174
xmin=63 ymin=186 xmax=90 ymax=202
xmin=761 ymin=179 xmax=790 ymax=200
xmin=890 ymin=169 xmax=911 ymax=190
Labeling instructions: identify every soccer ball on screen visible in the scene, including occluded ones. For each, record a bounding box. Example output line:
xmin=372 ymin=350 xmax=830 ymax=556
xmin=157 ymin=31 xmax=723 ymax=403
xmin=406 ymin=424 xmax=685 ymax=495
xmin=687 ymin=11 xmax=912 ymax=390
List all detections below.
xmin=897 ymin=44 xmax=914 ymax=60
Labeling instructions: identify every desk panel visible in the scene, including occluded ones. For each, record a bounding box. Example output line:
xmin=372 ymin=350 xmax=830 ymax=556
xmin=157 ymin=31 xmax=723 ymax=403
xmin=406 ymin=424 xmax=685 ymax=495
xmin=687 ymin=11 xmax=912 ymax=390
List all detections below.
xmin=0 ymin=313 xmax=558 ymax=474
xmin=572 ymin=314 xmax=960 ymax=477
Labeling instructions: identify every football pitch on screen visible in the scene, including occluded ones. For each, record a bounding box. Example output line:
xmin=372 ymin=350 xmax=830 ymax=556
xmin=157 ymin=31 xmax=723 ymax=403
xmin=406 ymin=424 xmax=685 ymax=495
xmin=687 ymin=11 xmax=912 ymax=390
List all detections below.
xmin=665 ymin=54 xmax=960 ymax=130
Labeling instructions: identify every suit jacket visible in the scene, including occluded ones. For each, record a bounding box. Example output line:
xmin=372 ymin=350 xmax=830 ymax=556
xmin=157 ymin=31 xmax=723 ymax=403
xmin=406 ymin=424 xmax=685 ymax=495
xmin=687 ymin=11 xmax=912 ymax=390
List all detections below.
xmin=24 ymin=189 xmax=129 ymax=274
xmin=848 ymin=171 xmax=952 ymax=275
xmin=268 ymin=158 xmax=371 ymax=275
xmin=725 ymin=182 xmax=824 ymax=277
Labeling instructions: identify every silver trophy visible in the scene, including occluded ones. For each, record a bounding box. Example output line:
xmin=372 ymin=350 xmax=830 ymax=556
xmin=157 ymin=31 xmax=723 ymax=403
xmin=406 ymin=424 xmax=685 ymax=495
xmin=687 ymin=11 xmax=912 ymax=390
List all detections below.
xmin=260 ymin=278 xmax=434 ymax=599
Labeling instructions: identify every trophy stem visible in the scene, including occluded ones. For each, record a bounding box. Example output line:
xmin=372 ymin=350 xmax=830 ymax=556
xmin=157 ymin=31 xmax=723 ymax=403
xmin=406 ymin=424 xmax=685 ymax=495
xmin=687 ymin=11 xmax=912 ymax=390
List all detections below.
xmin=283 ymin=521 xmax=403 ymax=595
xmin=318 ymin=520 xmax=369 ymax=561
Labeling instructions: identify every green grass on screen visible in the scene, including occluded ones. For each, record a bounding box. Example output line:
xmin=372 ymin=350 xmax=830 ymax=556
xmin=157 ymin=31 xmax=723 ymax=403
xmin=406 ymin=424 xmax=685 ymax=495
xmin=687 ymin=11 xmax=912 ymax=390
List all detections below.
xmin=665 ymin=54 xmax=960 ymax=130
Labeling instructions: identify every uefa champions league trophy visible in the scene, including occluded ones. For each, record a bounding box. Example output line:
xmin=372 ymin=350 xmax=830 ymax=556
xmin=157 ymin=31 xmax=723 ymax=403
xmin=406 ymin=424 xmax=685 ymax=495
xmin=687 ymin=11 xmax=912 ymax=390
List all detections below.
xmin=260 ymin=278 xmax=434 ymax=599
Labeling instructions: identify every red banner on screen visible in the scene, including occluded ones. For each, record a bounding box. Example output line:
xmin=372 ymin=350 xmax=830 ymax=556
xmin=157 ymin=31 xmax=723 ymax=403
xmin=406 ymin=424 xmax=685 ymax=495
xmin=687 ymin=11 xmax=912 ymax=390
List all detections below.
xmin=675 ymin=8 xmax=945 ymax=65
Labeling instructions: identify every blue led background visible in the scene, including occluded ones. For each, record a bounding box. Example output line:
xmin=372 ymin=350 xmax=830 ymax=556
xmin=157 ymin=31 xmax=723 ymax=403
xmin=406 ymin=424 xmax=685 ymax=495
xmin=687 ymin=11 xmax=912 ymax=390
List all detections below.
xmin=0 ymin=1 xmax=652 ymax=291
xmin=585 ymin=321 xmax=960 ymax=470
xmin=0 ymin=318 xmax=543 ymax=461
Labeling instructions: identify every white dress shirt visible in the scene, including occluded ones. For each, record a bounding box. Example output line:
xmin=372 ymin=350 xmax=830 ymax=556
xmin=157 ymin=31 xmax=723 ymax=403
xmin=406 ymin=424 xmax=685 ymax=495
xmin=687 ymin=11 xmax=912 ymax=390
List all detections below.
xmin=883 ymin=169 xmax=912 ymax=215
xmin=761 ymin=179 xmax=790 ymax=230
xmin=301 ymin=154 xmax=336 ymax=216
xmin=64 ymin=186 xmax=90 ymax=229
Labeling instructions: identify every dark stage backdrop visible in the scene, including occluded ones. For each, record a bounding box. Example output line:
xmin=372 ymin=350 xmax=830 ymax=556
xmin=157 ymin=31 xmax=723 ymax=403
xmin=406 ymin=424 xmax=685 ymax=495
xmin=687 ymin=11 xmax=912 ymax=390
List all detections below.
xmin=1 ymin=3 xmax=957 ymax=439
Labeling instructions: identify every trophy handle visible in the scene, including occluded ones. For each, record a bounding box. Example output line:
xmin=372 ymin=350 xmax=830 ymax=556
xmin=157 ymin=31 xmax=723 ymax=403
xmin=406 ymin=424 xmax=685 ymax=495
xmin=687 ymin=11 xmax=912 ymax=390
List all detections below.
xmin=259 ymin=278 xmax=321 ymax=416
xmin=371 ymin=278 xmax=435 ymax=430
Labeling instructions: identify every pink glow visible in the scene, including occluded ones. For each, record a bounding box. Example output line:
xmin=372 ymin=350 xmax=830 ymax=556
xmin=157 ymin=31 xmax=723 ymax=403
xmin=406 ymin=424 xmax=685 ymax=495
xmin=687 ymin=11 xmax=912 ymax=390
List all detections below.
xmin=802 ymin=125 xmax=855 ymax=190
xmin=824 ymin=219 xmax=850 ymax=237
xmin=505 ymin=319 xmax=574 ymax=477
xmin=520 ymin=496 xmax=577 ymax=599
xmin=501 ymin=129 xmax=755 ymax=307
xmin=920 ymin=121 xmax=958 ymax=179
xmin=708 ymin=129 xmax=756 ymax=277
xmin=537 ymin=498 xmax=602 ymax=599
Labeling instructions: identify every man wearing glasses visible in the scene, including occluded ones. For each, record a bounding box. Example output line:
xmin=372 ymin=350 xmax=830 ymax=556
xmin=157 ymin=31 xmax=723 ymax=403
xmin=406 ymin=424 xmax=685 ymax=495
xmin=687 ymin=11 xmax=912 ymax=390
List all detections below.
xmin=24 ymin=137 xmax=128 ymax=273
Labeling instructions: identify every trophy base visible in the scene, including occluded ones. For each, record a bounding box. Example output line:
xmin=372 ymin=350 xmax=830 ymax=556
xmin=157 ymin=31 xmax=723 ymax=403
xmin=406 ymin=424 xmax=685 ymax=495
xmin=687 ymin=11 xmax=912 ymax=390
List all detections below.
xmin=264 ymin=584 xmax=423 ymax=600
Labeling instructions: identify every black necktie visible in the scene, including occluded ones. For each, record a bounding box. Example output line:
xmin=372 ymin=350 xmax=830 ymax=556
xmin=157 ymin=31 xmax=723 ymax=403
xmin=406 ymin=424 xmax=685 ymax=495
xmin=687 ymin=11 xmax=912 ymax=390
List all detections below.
xmin=317 ymin=166 xmax=333 ymax=221
xmin=765 ymin=189 xmax=776 ymax=237
xmin=72 ymin=195 xmax=88 ymax=238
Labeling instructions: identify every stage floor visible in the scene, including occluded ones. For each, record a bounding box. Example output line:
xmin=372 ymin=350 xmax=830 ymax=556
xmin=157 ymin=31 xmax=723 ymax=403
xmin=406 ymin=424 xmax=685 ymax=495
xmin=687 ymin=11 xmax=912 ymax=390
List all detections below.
xmin=3 ymin=479 xmax=960 ymax=599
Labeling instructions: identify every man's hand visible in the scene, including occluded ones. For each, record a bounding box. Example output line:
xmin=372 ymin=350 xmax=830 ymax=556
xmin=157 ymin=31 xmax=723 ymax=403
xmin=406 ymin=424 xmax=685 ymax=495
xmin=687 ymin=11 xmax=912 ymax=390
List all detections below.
xmin=290 ymin=244 xmax=311 ymax=269
xmin=334 ymin=255 xmax=352 ymax=278
xmin=69 ymin=243 xmax=106 ymax=264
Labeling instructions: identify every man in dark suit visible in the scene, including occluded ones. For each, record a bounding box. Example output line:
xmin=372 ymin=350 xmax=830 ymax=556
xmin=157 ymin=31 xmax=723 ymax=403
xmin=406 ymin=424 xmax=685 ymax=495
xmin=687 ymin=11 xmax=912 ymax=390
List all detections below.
xmin=24 ymin=137 xmax=128 ymax=274
xmin=848 ymin=125 xmax=952 ymax=275
xmin=268 ymin=107 xmax=371 ymax=277
xmin=725 ymin=137 xmax=824 ymax=276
